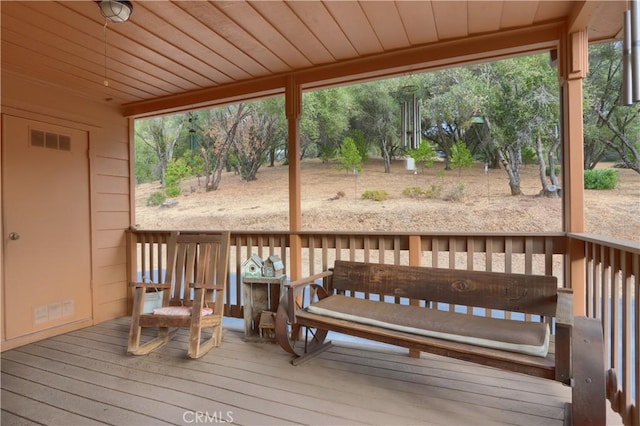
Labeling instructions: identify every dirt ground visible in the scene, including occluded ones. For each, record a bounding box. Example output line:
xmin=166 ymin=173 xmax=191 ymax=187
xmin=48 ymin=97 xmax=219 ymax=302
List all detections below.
xmin=135 ymin=159 xmax=639 ymax=243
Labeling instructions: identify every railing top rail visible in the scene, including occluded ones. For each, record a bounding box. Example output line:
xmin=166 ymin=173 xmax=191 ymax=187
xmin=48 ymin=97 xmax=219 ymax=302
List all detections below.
xmin=568 ymin=233 xmax=640 ymax=253
xmin=130 ymin=228 xmax=567 ymax=238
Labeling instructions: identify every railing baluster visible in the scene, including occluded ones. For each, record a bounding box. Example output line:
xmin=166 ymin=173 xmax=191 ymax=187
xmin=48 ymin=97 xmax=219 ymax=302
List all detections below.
xmin=612 ymin=248 xmax=622 ymax=391
xmin=140 ymin=233 xmax=148 ymax=282
xmin=525 ymin=237 xmax=533 ymax=275
xmin=393 ymin=235 xmax=401 ymax=265
xmin=525 ymin=237 xmax=533 ymax=322
xmin=486 ymin=237 xmax=494 ymax=318
xmin=309 ymin=234 xmax=316 ymax=276
xmin=504 ymin=237 xmax=512 ymax=274
xmin=321 ymin=236 xmax=328 ymax=272
xmin=504 ymin=237 xmax=513 ymax=320
xmin=467 ymin=237 xmax=474 ymax=271
xmin=622 ymin=252 xmax=633 ymax=420
xmin=379 ymin=236 xmax=386 ymax=265
xmin=544 ymin=236 xmax=554 ymax=277
xmin=634 ymin=253 xmax=640 ymax=426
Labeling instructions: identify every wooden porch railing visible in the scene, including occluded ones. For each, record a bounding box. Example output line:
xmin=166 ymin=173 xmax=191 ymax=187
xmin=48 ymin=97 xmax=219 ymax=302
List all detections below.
xmin=573 ymin=233 xmax=639 ymax=426
xmin=127 ymin=230 xmax=566 ymax=314
xmin=127 ymin=229 xmax=637 ymax=425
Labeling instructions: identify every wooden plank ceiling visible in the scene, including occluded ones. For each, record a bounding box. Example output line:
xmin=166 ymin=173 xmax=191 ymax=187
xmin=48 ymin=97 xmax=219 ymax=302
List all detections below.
xmin=0 ymin=1 xmax=625 ymax=116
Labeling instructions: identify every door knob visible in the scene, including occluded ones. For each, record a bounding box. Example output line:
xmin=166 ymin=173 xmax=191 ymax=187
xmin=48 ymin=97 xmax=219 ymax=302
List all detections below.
xmin=9 ymin=232 xmax=20 ymax=240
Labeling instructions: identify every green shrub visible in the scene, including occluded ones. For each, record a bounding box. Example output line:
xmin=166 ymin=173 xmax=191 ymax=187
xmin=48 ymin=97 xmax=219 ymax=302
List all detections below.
xmin=545 ymin=165 xmax=561 ymax=176
xmin=147 ymin=191 xmax=166 ymax=206
xmin=350 ymin=129 xmax=369 ymax=162
xmin=407 ymin=141 xmax=436 ymax=172
xmin=402 ymin=185 xmax=440 ymax=198
xmin=362 ymin=190 xmax=388 ymax=201
xmin=402 ymin=187 xmax=424 ymax=197
xmin=165 ymin=185 xmax=182 ymax=198
xmin=450 ymin=142 xmax=474 ymax=175
xmin=165 ymin=158 xmax=191 ymax=188
xmin=584 ymin=169 xmax=618 ymax=190
xmin=521 ymin=146 xmax=538 ymax=165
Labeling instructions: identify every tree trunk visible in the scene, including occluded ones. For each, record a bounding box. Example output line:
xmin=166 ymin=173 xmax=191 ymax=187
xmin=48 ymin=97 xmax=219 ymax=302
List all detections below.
xmin=443 ymin=151 xmax=451 ymax=170
xmin=268 ymin=147 xmax=275 ymax=167
xmin=211 ymin=161 xmax=223 ymax=189
xmin=201 ymin=148 xmax=211 ymax=190
xmin=159 ymin=153 xmax=168 ymax=187
xmin=381 ymin=139 xmax=391 ymax=173
xmin=488 ymin=152 xmax=501 ymax=169
xmin=536 ymin=135 xmax=559 ymax=198
xmin=547 ymin=137 xmax=560 ymax=187
xmin=498 ymin=148 xmax=522 ymax=195
xmin=536 ymin=134 xmax=548 ymax=189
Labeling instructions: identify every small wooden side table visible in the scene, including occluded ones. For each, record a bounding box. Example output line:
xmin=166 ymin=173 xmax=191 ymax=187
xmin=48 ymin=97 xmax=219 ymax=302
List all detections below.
xmin=242 ymin=274 xmax=286 ymax=341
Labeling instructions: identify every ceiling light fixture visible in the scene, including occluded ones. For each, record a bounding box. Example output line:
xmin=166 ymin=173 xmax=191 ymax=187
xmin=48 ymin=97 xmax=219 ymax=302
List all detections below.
xmin=98 ymin=0 xmax=133 ymax=23
xmin=97 ymin=1 xmax=132 ymax=87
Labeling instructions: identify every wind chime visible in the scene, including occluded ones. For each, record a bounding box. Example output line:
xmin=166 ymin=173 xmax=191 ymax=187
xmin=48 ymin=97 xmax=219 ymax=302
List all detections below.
xmin=400 ymin=85 xmax=421 ymax=150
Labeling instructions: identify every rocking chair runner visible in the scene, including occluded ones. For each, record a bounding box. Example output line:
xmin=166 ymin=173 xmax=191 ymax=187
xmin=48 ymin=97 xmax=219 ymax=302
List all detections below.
xmin=128 ymin=231 xmax=231 ymax=358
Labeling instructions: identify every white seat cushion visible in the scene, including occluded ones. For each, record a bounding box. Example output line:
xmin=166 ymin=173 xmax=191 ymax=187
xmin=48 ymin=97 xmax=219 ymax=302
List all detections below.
xmin=152 ymin=306 xmax=213 ymax=316
xmin=307 ymin=295 xmax=549 ymax=357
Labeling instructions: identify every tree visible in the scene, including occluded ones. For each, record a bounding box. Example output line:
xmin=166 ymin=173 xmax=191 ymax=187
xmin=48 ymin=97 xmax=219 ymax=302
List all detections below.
xmin=481 ymin=54 xmax=559 ymax=195
xmin=135 ymin=115 xmax=184 ymax=186
xmin=200 ymin=104 xmax=249 ymax=191
xmin=134 ymin=138 xmax=157 ymax=184
xmin=418 ymin=68 xmax=484 ymax=170
xmin=260 ymin=97 xmax=288 ymax=167
xmin=350 ymin=80 xmax=399 ymax=173
xmin=584 ymin=42 xmax=640 ymax=173
xmin=231 ymin=101 xmax=282 ymax=181
xmin=301 ymin=88 xmax=353 ymax=161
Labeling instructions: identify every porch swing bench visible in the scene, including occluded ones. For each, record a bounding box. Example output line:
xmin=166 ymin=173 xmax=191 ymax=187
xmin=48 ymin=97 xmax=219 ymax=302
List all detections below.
xmin=275 ymin=260 xmax=606 ymax=425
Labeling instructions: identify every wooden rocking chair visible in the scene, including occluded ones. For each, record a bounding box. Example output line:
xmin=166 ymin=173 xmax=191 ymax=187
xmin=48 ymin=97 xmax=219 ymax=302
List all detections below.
xmin=128 ymin=231 xmax=231 ymax=358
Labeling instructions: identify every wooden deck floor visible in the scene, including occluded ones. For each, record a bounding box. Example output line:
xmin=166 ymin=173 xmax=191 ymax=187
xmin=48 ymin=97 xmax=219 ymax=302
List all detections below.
xmin=0 ymin=317 xmax=606 ymax=425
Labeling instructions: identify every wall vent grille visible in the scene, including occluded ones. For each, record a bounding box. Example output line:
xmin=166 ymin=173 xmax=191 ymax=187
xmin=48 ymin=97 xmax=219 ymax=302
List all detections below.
xmin=31 ymin=129 xmax=71 ymax=151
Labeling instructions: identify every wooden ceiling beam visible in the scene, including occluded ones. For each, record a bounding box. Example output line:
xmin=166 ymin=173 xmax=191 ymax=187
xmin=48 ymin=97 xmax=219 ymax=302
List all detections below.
xmin=567 ymin=1 xmax=599 ymax=33
xmin=122 ymin=74 xmax=287 ymax=118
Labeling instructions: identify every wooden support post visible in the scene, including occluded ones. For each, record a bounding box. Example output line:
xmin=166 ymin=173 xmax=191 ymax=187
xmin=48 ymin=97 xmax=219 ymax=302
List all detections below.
xmin=559 ymin=29 xmax=588 ymax=315
xmin=286 ymin=76 xmax=303 ymax=280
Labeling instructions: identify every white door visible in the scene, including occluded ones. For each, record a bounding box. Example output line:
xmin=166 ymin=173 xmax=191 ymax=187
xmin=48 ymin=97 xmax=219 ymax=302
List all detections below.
xmin=2 ymin=115 xmax=92 ymax=340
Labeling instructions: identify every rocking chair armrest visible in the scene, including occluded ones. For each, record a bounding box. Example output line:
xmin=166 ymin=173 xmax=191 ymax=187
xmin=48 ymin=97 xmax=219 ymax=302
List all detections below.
xmin=129 ymin=282 xmax=171 ymax=290
xmin=189 ymin=282 xmax=225 ymax=290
